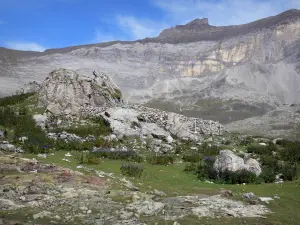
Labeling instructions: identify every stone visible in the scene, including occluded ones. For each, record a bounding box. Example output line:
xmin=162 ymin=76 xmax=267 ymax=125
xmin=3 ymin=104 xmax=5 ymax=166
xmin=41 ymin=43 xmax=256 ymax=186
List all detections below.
xmin=127 ymin=200 xmax=165 ymax=216
xmin=219 ymin=189 xmax=233 ymax=197
xmin=19 ymin=136 xmax=28 ymax=143
xmin=243 ymin=192 xmax=256 ymax=199
xmin=166 ymin=135 xmax=174 ymax=144
xmin=33 ymin=114 xmax=48 ymax=129
xmin=87 ymin=209 xmax=92 ymax=214
xmin=121 ymin=178 xmax=139 ymax=191
xmin=38 ymin=69 xmax=123 ymax=115
xmin=79 ymin=206 xmax=88 ymax=211
xmin=213 ymin=150 xmax=262 ymax=176
xmin=0 ymin=143 xmax=16 ymax=152
xmin=151 ymin=189 xmax=166 ymax=197
xmin=258 ymin=197 xmax=274 ymax=203
xmin=33 ymin=211 xmax=52 ymax=220
xmin=259 ymin=143 xmax=267 ymax=146
xmin=37 ymin=154 xmax=47 ymax=159
xmin=244 ymin=158 xmax=262 ymax=176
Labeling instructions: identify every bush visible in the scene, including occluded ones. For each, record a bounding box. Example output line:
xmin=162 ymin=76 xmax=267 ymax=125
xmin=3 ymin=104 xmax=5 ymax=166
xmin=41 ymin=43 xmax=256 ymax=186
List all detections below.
xmin=199 ymin=142 xmax=221 ymax=156
xmin=76 ymin=152 xmax=101 ymax=165
xmin=182 ymin=153 xmax=202 ymax=163
xmin=120 ymin=163 xmax=143 ymax=178
xmin=259 ymin=166 xmax=276 ymax=183
xmin=92 ymin=149 xmax=143 ymax=162
xmin=279 ymin=163 xmax=297 ymax=181
xmin=53 ymin=117 xmax=111 ymax=137
xmin=184 ymin=163 xmax=198 ymax=173
xmin=147 ymin=154 xmax=175 ymax=165
xmin=280 ymin=141 xmax=300 ymax=163
xmin=247 ymin=144 xmax=270 ymax=155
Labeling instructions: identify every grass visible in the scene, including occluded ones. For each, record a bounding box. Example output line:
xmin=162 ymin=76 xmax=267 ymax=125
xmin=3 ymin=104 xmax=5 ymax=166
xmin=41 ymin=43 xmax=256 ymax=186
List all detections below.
xmin=21 ymin=150 xmax=300 ymax=225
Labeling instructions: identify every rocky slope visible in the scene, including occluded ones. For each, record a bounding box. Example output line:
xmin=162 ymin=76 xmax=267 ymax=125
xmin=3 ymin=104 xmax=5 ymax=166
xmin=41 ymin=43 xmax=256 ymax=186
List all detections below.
xmin=1 ymin=9 xmax=300 ymax=137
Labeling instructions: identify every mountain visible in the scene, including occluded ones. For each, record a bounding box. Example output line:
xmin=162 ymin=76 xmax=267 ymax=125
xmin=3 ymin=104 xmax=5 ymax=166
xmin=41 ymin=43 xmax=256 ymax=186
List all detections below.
xmin=1 ymin=9 xmax=300 ymax=138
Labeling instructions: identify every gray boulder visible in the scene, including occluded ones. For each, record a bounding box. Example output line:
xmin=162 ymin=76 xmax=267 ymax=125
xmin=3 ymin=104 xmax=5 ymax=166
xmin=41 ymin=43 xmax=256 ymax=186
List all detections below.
xmin=213 ymin=150 xmax=262 ymax=176
xmin=38 ymin=69 xmax=123 ymax=115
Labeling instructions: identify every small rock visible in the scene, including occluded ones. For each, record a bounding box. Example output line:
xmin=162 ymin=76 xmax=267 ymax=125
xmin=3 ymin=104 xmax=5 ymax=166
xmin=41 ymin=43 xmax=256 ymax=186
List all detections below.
xmin=259 ymin=197 xmax=274 ymax=203
xmin=79 ymin=206 xmax=88 ymax=211
xmin=19 ymin=196 xmax=26 ymax=201
xmin=259 ymin=143 xmax=267 ymax=146
xmin=243 ymin=192 xmax=256 ymax=199
xmin=54 ymin=215 xmax=61 ymax=220
xmin=166 ymin=135 xmax=174 ymax=144
xmin=87 ymin=209 xmax=92 ymax=214
xmin=65 ymin=152 xmax=72 ymax=157
xmin=219 ymin=189 xmax=233 ymax=197
xmin=37 ymin=153 xmax=47 ymax=159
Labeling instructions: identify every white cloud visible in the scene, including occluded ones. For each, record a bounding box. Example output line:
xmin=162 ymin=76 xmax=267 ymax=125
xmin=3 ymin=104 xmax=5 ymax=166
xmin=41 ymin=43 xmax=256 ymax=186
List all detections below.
xmin=5 ymin=42 xmax=46 ymax=52
xmin=116 ymin=15 xmax=168 ymax=40
xmin=154 ymin=0 xmax=300 ymax=26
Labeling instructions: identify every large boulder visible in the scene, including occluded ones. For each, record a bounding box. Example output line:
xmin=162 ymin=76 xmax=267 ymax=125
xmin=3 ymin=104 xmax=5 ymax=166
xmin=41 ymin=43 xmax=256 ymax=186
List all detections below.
xmin=213 ymin=150 xmax=262 ymax=176
xmin=38 ymin=69 xmax=123 ymax=115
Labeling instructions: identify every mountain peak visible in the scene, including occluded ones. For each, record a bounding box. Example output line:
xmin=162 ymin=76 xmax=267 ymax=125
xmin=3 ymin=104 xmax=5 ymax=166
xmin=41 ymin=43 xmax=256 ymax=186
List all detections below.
xmin=187 ymin=18 xmax=209 ymax=26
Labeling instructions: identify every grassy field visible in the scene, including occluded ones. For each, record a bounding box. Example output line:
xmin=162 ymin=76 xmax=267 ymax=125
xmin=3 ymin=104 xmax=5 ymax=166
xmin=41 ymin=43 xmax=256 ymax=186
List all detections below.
xmin=22 ymin=150 xmax=300 ymax=225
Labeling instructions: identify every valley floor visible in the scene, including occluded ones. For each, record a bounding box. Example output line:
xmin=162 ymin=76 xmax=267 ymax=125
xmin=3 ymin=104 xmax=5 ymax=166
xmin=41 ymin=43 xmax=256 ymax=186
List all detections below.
xmin=1 ymin=151 xmax=300 ymax=225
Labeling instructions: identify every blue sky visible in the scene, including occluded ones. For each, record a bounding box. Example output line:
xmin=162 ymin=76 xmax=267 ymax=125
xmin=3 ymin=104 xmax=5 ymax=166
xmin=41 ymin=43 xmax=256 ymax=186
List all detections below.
xmin=0 ymin=0 xmax=299 ymax=51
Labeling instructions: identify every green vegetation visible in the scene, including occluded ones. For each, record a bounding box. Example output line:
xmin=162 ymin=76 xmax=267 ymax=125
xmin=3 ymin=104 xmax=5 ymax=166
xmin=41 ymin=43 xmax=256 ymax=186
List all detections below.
xmin=120 ymin=163 xmax=144 ymax=178
xmin=0 ymin=92 xmax=35 ymax=107
xmin=52 ymin=116 xmax=112 ymax=137
xmin=91 ymin=149 xmax=143 ymax=162
xmin=146 ymin=154 xmax=175 ymax=165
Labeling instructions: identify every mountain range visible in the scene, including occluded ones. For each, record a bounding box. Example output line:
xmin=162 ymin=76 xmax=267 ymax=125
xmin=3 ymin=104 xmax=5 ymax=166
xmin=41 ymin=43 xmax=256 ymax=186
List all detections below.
xmin=1 ymin=9 xmax=300 ymax=138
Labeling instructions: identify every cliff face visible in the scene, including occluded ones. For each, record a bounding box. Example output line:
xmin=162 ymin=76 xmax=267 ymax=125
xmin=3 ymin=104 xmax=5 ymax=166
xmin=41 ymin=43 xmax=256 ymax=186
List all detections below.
xmin=0 ymin=10 xmax=300 ymax=135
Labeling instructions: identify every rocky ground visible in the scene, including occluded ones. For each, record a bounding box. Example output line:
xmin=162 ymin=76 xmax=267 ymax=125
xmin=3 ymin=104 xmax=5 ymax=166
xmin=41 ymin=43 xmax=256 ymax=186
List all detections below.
xmin=0 ymin=153 xmax=272 ymax=225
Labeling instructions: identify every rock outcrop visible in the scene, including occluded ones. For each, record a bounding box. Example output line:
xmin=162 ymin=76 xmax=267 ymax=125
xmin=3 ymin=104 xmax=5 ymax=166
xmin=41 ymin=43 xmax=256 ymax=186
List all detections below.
xmin=213 ymin=150 xmax=262 ymax=176
xmin=38 ymin=69 xmax=123 ymax=115
xmin=81 ymin=105 xmax=225 ymax=142
xmin=16 ymin=81 xmax=41 ymax=94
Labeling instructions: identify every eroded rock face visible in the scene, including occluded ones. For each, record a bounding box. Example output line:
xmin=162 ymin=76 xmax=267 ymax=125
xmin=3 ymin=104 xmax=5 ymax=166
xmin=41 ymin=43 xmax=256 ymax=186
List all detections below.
xmin=213 ymin=150 xmax=262 ymax=176
xmin=81 ymin=105 xmax=225 ymax=142
xmin=38 ymin=69 xmax=123 ymax=115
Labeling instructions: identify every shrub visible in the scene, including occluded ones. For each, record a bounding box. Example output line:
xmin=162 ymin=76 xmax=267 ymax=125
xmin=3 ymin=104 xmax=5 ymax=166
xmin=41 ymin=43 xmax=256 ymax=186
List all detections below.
xmin=184 ymin=163 xmax=198 ymax=173
xmin=239 ymin=136 xmax=255 ymax=146
xmin=146 ymin=154 xmax=175 ymax=165
xmin=199 ymin=142 xmax=221 ymax=156
xmin=279 ymin=163 xmax=297 ymax=181
xmin=259 ymin=166 xmax=276 ymax=183
xmin=280 ymin=141 xmax=300 ymax=163
xmin=53 ymin=117 xmax=111 ymax=138
xmin=247 ymin=144 xmax=270 ymax=155
xmin=120 ymin=163 xmax=143 ymax=178
xmin=92 ymin=149 xmax=143 ymax=162
xmin=76 ymin=152 xmax=101 ymax=165
xmin=182 ymin=153 xmax=202 ymax=163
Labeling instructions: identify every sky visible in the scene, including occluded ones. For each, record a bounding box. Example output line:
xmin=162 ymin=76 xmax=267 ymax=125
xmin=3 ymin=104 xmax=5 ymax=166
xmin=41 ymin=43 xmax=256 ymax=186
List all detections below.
xmin=0 ymin=0 xmax=299 ymax=52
